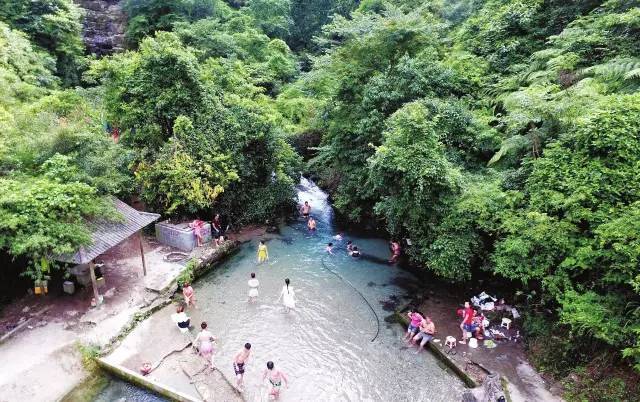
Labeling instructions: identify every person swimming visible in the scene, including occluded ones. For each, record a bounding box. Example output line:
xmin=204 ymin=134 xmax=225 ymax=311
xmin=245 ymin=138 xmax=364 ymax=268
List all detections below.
xmin=263 ymin=361 xmax=288 ymax=400
xmin=233 ymin=343 xmax=251 ymax=390
xmin=307 ymin=217 xmax=317 ymax=231
xmin=350 ymin=246 xmax=361 ymax=258
xmin=346 ymin=240 xmax=353 ymax=251
xmin=257 ymin=240 xmax=269 ymax=263
xmin=248 ymin=272 xmax=259 ymax=302
xmin=326 ymin=242 xmax=333 ymax=254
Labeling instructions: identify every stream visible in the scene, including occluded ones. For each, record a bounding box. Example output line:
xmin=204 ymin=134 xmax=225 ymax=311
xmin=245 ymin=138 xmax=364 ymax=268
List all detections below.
xmin=95 ymin=178 xmax=464 ymax=401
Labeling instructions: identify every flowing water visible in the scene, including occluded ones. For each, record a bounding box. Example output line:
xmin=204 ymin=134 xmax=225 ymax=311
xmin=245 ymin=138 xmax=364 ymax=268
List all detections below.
xmin=192 ymin=178 xmax=464 ymax=401
xmin=95 ymin=178 xmax=464 ymax=401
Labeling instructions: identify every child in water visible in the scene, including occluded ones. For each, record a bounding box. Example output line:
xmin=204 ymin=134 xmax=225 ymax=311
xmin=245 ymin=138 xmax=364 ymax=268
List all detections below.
xmin=263 ymin=361 xmax=288 ymax=400
xmin=257 ymin=240 xmax=269 ymax=263
xmin=248 ymin=273 xmax=259 ymax=302
xmin=233 ymin=343 xmax=251 ymax=390
xmin=195 ymin=322 xmax=216 ymax=369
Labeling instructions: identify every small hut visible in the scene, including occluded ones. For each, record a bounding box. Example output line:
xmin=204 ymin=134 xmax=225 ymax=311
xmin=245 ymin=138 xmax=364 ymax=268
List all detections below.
xmin=55 ymin=198 xmax=160 ymax=306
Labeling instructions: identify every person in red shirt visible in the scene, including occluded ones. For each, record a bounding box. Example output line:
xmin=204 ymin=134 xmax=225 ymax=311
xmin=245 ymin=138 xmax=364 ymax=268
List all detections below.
xmin=459 ymin=301 xmax=476 ymax=344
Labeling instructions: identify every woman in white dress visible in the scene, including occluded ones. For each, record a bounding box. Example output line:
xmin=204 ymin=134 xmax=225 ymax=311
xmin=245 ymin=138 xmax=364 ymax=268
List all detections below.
xmin=248 ymin=272 xmax=259 ymax=303
xmin=277 ymin=278 xmax=296 ymax=313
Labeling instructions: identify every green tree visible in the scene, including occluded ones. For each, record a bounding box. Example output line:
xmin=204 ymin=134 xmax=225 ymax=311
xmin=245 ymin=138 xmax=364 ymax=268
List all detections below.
xmin=89 ymin=32 xmax=204 ymax=148
xmin=0 ymin=176 xmax=115 ymax=278
xmin=0 ymin=0 xmax=85 ymax=85
xmin=244 ymin=0 xmax=292 ymax=40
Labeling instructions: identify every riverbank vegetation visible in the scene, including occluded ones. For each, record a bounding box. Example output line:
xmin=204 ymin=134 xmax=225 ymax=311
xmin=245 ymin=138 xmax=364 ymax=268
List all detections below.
xmin=1 ymin=0 xmax=639 ymax=399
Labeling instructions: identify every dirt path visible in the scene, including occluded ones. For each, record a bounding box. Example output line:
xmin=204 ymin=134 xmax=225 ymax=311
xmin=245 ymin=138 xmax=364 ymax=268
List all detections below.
xmin=0 ymin=236 xmax=185 ymax=402
xmin=0 ymin=226 xmax=267 ymax=402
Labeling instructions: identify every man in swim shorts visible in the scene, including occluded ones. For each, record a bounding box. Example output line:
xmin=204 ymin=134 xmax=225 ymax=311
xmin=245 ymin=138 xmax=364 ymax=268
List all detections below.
xmin=233 ymin=343 xmax=251 ymax=390
xmin=301 ymin=201 xmax=311 ymax=218
xmin=263 ymin=361 xmax=288 ymax=400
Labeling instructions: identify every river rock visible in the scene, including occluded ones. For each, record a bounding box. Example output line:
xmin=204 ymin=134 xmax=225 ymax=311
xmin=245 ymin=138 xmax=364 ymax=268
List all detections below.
xmin=74 ymin=0 xmax=126 ymax=55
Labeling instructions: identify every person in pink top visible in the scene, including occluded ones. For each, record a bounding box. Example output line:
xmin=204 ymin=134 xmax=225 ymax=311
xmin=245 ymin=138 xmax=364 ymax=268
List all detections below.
xmin=183 ymin=282 xmax=196 ymax=308
xmin=404 ymin=309 xmax=424 ymax=341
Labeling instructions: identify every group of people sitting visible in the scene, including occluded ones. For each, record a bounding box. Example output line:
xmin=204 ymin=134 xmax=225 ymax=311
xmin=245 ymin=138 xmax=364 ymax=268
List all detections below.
xmin=404 ymin=310 xmax=436 ymax=353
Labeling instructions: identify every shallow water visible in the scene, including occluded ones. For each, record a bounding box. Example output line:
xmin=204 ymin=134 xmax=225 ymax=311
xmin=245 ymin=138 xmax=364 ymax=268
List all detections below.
xmin=190 ymin=178 xmax=464 ymax=401
xmin=93 ymin=376 xmax=167 ymax=402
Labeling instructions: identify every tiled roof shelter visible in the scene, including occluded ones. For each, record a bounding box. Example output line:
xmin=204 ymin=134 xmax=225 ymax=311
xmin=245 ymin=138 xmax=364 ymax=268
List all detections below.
xmin=55 ymin=198 xmax=160 ymax=306
xmin=56 ymin=198 xmax=160 ymax=264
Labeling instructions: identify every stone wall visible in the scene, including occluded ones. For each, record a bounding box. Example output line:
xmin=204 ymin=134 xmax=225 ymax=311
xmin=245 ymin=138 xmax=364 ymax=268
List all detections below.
xmin=74 ymin=0 xmax=126 ymax=55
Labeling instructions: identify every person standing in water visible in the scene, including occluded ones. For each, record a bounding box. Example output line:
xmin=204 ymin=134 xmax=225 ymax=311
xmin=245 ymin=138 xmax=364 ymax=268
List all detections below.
xmin=307 ymin=217 xmax=317 ymax=231
xmin=389 ymin=240 xmax=401 ymax=264
xmin=182 ymin=282 xmax=196 ymax=308
xmin=233 ymin=343 xmax=251 ymax=390
xmin=248 ymin=272 xmax=259 ymax=303
xmin=276 ymin=278 xmax=296 ymax=312
xmin=195 ymin=322 xmax=216 ymax=369
xmin=350 ymin=246 xmax=361 ymax=258
xmin=263 ymin=361 xmax=288 ymax=400
xmin=257 ymin=240 xmax=269 ymax=263
xmin=301 ymin=201 xmax=311 ymax=219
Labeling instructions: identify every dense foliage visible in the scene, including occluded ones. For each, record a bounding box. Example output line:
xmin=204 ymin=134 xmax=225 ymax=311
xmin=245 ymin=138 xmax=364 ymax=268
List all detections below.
xmin=1 ymin=0 xmax=640 ymax=398
xmin=279 ymin=0 xmax=640 ymax=396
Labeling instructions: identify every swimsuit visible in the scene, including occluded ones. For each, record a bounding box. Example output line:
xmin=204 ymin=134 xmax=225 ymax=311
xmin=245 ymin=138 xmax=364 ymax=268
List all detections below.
xmin=233 ymin=362 xmax=245 ymax=375
xmin=199 ymin=340 xmax=213 ymax=355
xmin=269 ymin=378 xmax=282 ymax=388
xmin=177 ymin=319 xmax=190 ymax=329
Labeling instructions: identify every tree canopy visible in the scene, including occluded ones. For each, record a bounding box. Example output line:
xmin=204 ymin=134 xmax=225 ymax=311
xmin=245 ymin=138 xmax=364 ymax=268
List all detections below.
xmin=1 ymin=0 xmax=640 ymax=398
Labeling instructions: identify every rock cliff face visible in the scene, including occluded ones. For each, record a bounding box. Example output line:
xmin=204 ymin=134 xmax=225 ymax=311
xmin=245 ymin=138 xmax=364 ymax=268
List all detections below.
xmin=74 ymin=0 xmax=126 ymax=55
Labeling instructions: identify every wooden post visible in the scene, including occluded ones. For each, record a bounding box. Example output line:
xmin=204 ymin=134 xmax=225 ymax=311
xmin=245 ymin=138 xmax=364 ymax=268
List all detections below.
xmin=89 ymin=261 xmax=101 ymax=306
xmin=139 ymin=231 xmax=147 ymax=276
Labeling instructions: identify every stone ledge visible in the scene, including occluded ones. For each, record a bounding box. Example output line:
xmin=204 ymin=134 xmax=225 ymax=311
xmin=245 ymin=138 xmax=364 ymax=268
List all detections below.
xmin=97 ymin=358 xmax=201 ymax=402
xmin=393 ymin=304 xmax=479 ymax=388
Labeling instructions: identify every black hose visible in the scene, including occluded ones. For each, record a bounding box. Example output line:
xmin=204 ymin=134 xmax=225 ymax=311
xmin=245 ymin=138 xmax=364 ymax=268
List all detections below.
xmin=321 ymin=255 xmax=380 ymax=342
